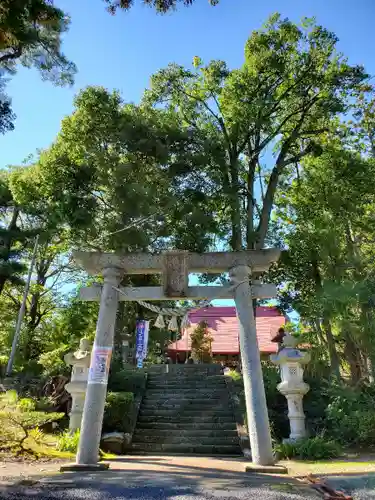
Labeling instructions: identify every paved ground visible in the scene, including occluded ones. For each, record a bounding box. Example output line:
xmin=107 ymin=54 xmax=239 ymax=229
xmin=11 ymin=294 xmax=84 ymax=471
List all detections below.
xmin=0 ymin=456 xmax=319 ymax=499
xmin=2 ymin=455 xmax=375 ymax=499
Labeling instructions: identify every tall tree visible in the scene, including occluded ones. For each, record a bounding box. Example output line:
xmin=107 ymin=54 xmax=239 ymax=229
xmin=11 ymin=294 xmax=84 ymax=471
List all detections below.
xmin=271 ymin=141 xmax=375 ymax=381
xmin=31 ymin=86 xmax=219 ymax=253
xmin=0 ymin=172 xmax=33 ymax=295
xmin=8 ymin=86 xmax=220 ymax=370
xmin=144 ymin=14 xmax=367 ymax=251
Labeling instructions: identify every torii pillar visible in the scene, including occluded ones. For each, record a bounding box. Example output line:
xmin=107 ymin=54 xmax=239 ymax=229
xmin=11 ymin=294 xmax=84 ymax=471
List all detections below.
xmin=68 ymin=249 xmax=280 ymax=468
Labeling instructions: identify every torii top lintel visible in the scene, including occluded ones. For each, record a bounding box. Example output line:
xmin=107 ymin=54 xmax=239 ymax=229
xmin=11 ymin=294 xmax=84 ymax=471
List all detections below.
xmin=72 ymin=249 xmax=281 ymax=276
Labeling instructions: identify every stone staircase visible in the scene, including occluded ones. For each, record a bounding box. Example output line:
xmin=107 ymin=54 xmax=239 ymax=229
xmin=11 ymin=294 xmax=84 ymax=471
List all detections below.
xmin=132 ymin=364 xmax=241 ymax=455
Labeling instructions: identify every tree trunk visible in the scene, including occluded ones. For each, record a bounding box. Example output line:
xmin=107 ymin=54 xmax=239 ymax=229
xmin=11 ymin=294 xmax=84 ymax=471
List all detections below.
xmin=313 ymin=319 xmax=328 ymax=346
xmin=256 ymin=167 xmax=279 ymax=249
xmin=246 ymin=157 xmax=256 ymax=250
xmin=23 ymin=256 xmax=51 ymax=362
xmin=343 ymin=333 xmax=362 ymax=385
xmin=311 ymin=258 xmax=341 ymax=379
xmin=229 ymin=160 xmax=242 ymax=251
xmin=113 ymin=301 xmax=126 ymax=370
xmin=322 ymin=315 xmax=341 ymax=379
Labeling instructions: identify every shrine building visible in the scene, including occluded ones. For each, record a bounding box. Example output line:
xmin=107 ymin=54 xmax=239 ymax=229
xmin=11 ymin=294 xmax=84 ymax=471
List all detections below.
xmin=168 ymin=306 xmax=286 ymax=363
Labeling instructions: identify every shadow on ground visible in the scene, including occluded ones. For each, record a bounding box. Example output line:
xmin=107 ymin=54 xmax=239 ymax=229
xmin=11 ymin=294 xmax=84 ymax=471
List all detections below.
xmin=316 ymin=471 xmax=375 ymax=499
xmin=0 ymin=456 xmax=320 ymax=499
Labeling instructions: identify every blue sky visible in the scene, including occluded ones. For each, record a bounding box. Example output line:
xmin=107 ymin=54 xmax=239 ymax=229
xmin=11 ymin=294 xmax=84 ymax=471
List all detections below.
xmin=2 ymin=0 xmax=375 ymax=168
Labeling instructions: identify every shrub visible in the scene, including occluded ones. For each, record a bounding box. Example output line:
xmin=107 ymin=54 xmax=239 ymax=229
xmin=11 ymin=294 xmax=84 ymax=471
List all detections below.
xmin=0 ymin=390 xmax=64 ymax=456
xmin=57 ymin=429 xmax=80 ymax=453
xmin=17 ymin=397 xmax=37 ymax=412
xmin=262 ymin=362 xmax=289 ymax=441
xmin=190 ymin=321 xmax=213 ymax=363
xmin=302 ymin=376 xmax=331 ymax=436
xmin=274 ymin=440 xmax=299 ymax=460
xmin=103 ymin=391 xmax=134 ymax=433
xmin=324 ymin=383 xmax=375 ymax=447
xmin=275 ymin=436 xmax=342 ymax=460
xmin=227 ymin=363 xmax=289 ymax=441
xmin=38 ymin=346 xmax=70 ymax=377
xmin=232 ymin=363 xmax=375 ymax=449
xmin=108 ymin=368 xmax=146 ymax=395
xmin=226 ymin=369 xmax=242 ymax=382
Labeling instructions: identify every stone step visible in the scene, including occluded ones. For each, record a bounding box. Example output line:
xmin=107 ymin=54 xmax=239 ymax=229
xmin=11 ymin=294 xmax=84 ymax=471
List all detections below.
xmin=146 ymin=387 xmax=228 ymax=393
xmin=147 ymin=377 xmax=226 ymax=382
xmin=147 ymin=377 xmax=226 ymax=387
xmin=139 ymin=409 xmax=234 ymax=418
xmin=141 ymin=401 xmax=231 ymax=409
xmin=142 ymin=398 xmax=228 ymax=405
xmin=134 ymin=429 xmax=238 ymax=438
xmin=131 ymin=443 xmax=241 ymax=454
xmin=147 ymin=366 xmax=221 ymax=375
xmin=132 ymin=435 xmax=239 ymax=445
xmin=145 ymin=387 xmax=229 ymax=398
xmin=148 ymin=368 xmax=222 ymax=373
xmin=147 ymin=373 xmax=224 ymax=380
xmin=146 ymin=387 xmax=227 ymax=393
xmin=138 ymin=412 xmax=235 ymax=421
xmin=137 ymin=421 xmax=237 ymax=430
xmin=147 ymin=383 xmax=227 ymax=389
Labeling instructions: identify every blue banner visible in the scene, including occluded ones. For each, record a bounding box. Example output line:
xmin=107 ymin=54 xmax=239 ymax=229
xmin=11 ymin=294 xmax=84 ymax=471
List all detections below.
xmin=135 ymin=320 xmax=146 ymax=360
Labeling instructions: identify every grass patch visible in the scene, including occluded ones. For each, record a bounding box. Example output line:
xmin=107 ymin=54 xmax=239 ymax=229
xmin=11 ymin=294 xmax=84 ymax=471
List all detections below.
xmin=284 ymin=459 xmax=375 ymax=477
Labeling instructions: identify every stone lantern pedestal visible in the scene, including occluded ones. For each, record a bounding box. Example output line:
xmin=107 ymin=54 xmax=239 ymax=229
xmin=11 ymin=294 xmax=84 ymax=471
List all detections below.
xmin=270 ymin=335 xmax=310 ymax=441
xmin=64 ymin=339 xmax=92 ymax=432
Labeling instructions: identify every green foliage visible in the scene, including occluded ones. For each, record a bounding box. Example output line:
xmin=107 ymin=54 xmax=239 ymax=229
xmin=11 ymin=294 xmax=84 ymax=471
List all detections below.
xmin=108 ymin=368 xmax=147 ymax=395
xmin=227 ymin=363 xmax=289 ymax=441
xmin=17 ymin=397 xmax=36 ymax=412
xmin=262 ymin=363 xmax=289 ymax=440
xmin=275 ymin=436 xmax=342 ymax=460
xmin=324 ymin=383 xmax=375 ymax=447
xmin=103 ymin=392 xmax=134 ymax=433
xmin=0 ymin=390 xmax=64 ymax=456
xmin=0 ymin=76 xmax=14 ymax=134
xmin=190 ymin=321 xmax=213 ymax=363
xmin=57 ymin=429 xmax=80 ymax=453
xmin=104 ymin=0 xmax=219 ymax=14
xmin=38 ymin=346 xmax=69 ymax=377
xmin=0 ymin=0 xmax=76 ymax=85
xmin=226 ymin=369 xmax=242 ymax=382
xmin=145 ymin=13 xmax=366 ymax=251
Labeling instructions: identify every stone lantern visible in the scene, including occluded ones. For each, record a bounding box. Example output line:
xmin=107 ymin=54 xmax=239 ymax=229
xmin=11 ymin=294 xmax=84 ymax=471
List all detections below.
xmin=270 ymin=334 xmax=311 ymax=441
xmin=64 ymin=338 xmax=92 ymax=432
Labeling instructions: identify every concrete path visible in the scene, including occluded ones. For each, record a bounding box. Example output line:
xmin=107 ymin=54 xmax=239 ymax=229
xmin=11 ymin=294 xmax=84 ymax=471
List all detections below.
xmin=0 ymin=455 xmax=319 ymax=499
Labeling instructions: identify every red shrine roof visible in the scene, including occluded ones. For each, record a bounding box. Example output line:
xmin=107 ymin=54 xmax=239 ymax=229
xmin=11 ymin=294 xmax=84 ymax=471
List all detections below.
xmin=168 ymin=306 xmax=285 ymax=355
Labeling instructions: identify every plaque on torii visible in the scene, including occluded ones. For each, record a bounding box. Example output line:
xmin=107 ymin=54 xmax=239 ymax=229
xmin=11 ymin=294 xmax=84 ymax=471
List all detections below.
xmin=72 ymin=248 xmax=281 ymax=469
xmin=76 ymin=248 xmax=280 ymax=302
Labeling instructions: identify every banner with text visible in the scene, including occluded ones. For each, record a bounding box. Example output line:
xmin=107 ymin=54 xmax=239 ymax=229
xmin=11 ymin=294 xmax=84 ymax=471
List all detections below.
xmin=135 ymin=320 xmax=150 ymax=368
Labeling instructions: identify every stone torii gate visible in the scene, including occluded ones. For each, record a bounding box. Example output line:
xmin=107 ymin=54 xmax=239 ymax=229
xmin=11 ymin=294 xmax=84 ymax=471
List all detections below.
xmin=72 ymin=249 xmax=280 ymax=468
